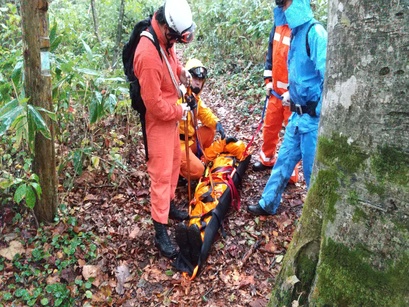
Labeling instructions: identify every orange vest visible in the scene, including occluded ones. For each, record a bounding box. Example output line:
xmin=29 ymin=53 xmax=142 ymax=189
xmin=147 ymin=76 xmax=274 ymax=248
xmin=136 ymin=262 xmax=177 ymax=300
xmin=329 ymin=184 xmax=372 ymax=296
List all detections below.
xmin=272 ymin=24 xmax=291 ymax=95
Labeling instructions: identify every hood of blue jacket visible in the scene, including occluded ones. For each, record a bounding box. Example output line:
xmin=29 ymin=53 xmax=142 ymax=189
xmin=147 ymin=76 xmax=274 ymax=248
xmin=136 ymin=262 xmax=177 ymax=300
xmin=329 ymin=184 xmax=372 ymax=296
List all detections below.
xmin=273 ymin=6 xmax=287 ymax=26
xmin=285 ymin=0 xmax=313 ymax=29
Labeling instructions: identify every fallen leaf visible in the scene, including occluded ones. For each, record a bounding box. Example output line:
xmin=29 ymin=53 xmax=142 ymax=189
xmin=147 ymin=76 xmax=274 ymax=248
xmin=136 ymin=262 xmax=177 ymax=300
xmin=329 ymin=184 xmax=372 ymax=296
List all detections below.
xmin=292 ymin=300 xmax=300 ymax=307
xmin=290 ymin=199 xmax=303 ymax=207
xmin=78 ymin=259 xmax=86 ymax=267
xmin=238 ymin=275 xmax=255 ymax=288
xmin=136 ymin=189 xmax=149 ymax=197
xmin=129 ymin=226 xmax=141 ymax=239
xmin=264 ymin=241 xmax=277 ymax=253
xmin=59 ymin=268 xmax=76 ymax=283
xmin=286 ymin=275 xmax=300 ymax=286
xmin=83 ymin=194 xmax=99 ymax=202
xmin=0 ymin=241 xmax=25 ymax=260
xmin=115 ymin=264 xmax=130 ymax=295
xmin=275 ymin=255 xmax=284 ymax=263
xmin=82 ymin=265 xmax=101 ymax=280
xmin=46 ymin=272 xmax=60 ymax=284
xmin=75 ymin=171 xmax=95 ymax=185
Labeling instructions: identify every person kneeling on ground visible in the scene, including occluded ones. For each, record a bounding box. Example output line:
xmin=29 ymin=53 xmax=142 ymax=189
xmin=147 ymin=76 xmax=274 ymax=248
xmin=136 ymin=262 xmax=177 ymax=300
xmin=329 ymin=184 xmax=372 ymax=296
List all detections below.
xmin=179 ymin=58 xmax=225 ymax=181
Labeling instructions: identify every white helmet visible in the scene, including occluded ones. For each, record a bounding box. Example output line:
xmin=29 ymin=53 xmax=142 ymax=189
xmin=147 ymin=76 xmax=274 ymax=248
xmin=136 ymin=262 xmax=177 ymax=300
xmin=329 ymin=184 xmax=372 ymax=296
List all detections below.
xmin=164 ymin=0 xmax=195 ymax=43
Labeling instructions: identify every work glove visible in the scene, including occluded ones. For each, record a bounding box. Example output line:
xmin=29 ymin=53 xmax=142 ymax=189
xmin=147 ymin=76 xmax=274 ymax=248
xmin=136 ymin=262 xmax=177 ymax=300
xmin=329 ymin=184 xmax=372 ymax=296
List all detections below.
xmin=181 ymin=103 xmax=189 ymax=120
xmin=265 ymin=82 xmax=273 ymax=96
xmin=225 ymin=136 xmax=238 ymax=144
xmin=185 ymin=94 xmax=197 ymax=110
xmin=216 ymin=122 xmax=226 ymax=139
xmin=281 ymin=91 xmax=291 ymax=106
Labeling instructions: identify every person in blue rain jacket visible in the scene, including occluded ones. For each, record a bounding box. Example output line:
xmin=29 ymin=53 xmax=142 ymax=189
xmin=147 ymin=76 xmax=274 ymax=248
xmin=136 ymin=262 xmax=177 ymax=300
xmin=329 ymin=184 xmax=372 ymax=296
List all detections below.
xmin=248 ymin=0 xmax=327 ymax=216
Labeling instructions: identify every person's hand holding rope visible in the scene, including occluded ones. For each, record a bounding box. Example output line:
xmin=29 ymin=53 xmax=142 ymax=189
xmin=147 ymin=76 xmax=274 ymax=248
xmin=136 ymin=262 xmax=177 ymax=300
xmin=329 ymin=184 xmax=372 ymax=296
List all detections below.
xmin=185 ymin=93 xmax=197 ymax=110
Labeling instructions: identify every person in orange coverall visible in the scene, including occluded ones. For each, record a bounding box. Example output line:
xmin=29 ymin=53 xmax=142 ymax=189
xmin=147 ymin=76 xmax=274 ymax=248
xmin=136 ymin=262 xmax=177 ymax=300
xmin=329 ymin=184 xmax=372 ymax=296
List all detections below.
xmin=253 ymin=0 xmax=298 ymax=183
xmin=133 ymin=0 xmax=195 ymax=259
xmin=178 ymin=58 xmax=225 ymax=181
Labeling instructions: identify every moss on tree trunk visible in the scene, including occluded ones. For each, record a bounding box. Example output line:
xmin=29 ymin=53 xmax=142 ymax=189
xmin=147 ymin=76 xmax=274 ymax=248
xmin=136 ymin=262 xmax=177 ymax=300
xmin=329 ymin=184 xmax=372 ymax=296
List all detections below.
xmin=269 ymin=0 xmax=409 ymax=305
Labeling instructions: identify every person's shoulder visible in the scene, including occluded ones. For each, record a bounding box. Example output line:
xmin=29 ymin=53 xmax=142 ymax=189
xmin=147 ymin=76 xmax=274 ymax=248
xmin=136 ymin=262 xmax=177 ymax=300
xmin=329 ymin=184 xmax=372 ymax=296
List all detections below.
xmin=135 ymin=36 xmax=162 ymax=60
xmin=198 ymin=96 xmax=209 ymax=109
xmin=308 ymin=20 xmax=327 ymax=37
xmin=273 ymin=6 xmax=284 ymax=17
xmin=135 ymin=42 xmax=162 ymax=73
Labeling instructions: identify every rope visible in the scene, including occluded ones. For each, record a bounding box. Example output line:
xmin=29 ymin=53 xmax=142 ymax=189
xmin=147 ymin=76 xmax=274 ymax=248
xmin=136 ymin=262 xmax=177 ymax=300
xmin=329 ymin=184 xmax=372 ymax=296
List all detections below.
xmin=244 ymin=95 xmax=269 ymax=155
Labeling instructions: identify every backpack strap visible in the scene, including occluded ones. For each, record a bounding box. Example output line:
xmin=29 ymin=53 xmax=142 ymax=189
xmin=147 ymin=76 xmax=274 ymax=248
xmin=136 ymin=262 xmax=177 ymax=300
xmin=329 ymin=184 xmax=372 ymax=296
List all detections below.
xmin=306 ymin=22 xmax=320 ymax=58
xmin=140 ymin=31 xmax=154 ymax=42
xmin=141 ymin=25 xmax=163 ymax=61
xmin=141 ymin=29 xmax=181 ymax=98
xmin=159 ymin=46 xmax=183 ymax=98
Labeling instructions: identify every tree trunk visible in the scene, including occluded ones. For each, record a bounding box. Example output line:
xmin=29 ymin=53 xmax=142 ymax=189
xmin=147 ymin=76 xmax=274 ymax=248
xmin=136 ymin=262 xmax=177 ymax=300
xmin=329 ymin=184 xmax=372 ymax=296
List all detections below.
xmin=90 ymin=0 xmax=111 ymax=68
xmin=269 ymin=1 xmax=409 ymax=306
xmin=20 ymin=0 xmax=58 ymax=223
xmin=90 ymin=0 xmax=102 ymax=44
xmin=112 ymin=0 xmax=125 ymax=68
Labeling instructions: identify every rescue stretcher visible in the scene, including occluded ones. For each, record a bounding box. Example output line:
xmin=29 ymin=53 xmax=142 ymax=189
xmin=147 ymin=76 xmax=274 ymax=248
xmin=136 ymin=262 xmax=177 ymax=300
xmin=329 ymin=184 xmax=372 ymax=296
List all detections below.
xmin=173 ymin=137 xmax=251 ymax=279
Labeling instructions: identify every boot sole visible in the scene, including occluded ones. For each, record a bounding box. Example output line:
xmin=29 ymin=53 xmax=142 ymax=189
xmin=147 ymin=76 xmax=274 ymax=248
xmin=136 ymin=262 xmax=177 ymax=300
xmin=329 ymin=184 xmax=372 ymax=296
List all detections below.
xmin=175 ymin=223 xmax=192 ymax=264
xmin=187 ymin=224 xmax=202 ymax=267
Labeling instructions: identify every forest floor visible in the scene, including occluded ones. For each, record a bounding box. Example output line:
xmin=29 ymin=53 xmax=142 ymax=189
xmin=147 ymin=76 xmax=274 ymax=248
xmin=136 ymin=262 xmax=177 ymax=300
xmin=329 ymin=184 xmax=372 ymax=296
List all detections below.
xmin=0 ymin=79 xmax=307 ymax=306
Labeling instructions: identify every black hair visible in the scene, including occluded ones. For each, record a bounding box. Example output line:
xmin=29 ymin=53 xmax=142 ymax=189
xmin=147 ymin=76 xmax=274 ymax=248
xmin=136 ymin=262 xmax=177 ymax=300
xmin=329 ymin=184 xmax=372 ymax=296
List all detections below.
xmin=275 ymin=0 xmax=285 ymax=7
xmin=155 ymin=6 xmax=167 ymax=25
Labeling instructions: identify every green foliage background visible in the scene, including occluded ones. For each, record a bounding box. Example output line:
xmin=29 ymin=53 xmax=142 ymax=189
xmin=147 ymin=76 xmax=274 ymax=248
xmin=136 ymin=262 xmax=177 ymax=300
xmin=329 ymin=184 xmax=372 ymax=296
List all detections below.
xmin=0 ymin=0 xmax=328 ymax=210
xmin=0 ymin=0 xmax=328 ymax=305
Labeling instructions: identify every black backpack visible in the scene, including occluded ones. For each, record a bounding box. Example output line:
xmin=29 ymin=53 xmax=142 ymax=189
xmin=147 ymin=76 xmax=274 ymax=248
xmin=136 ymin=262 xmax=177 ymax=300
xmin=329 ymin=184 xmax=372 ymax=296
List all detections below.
xmin=122 ymin=18 xmax=162 ymax=161
xmin=122 ymin=17 xmax=162 ymax=115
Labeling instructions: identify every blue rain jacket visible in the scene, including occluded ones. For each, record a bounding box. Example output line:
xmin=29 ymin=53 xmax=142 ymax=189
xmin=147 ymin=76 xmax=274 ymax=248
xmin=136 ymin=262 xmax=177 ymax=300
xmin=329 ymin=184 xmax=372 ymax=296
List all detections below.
xmin=285 ymin=0 xmax=327 ymax=133
xmin=258 ymin=0 xmax=327 ymax=214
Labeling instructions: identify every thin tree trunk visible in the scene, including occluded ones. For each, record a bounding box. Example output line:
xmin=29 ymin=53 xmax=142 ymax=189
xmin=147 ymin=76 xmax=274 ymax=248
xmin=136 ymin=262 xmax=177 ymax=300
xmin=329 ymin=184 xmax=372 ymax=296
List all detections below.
xmin=112 ymin=0 xmax=125 ymax=68
xmin=90 ymin=0 xmax=102 ymax=44
xmin=269 ymin=1 xmax=409 ymax=306
xmin=90 ymin=0 xmax=111 ymax=69
xmin=20 ymin=0 xmax=58 ymax=223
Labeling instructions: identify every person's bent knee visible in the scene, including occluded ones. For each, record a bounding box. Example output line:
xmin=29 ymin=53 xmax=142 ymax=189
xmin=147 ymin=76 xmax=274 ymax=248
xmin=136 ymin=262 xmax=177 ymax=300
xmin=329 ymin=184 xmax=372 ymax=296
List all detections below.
xmin=190 ymin=164 xmax=205 ymax=180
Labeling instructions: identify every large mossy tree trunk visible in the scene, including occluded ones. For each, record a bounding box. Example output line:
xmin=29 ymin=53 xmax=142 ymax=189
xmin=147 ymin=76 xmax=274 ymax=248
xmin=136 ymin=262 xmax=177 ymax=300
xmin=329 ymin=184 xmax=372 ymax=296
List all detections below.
xmin=21 ymin=0 xmax=58 ymax=223
xmin=269 ymin=1 xmax=409 ymax=306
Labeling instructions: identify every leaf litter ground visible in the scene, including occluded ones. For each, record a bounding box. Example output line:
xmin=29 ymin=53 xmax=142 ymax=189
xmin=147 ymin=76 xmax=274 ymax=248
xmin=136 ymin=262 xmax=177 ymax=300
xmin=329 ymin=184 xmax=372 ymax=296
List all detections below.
xmin=0 ymin=80 xmax=307 ymax=306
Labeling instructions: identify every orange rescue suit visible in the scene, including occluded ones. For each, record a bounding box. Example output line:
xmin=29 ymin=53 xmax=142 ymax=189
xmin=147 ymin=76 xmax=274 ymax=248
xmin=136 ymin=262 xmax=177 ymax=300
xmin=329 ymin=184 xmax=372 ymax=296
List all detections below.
xmin=178 ymin=94 xmax=219 ymax=180
xmin=133 ymin=16 xmax=184 ymax=224
xmin=262 ymin=20 xmax=298 ymax=183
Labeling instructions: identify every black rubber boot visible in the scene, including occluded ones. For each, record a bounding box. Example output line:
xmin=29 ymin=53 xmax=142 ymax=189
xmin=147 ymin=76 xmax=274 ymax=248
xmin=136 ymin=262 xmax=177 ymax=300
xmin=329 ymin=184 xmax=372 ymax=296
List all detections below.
xmin=187 ymin=224 xmax=202 ymax=267
xmin=153 ymin=220 xmax=177 ymax=259
xmin=247 ymin=203 xmax=272 ymax=216
xmin=169 ymin=201 xmax=189 ymax=221
xmin=175 ymin=223 xmax=192 ymax=265
xmin=252 ymin=161 xmax=273 ymax=172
